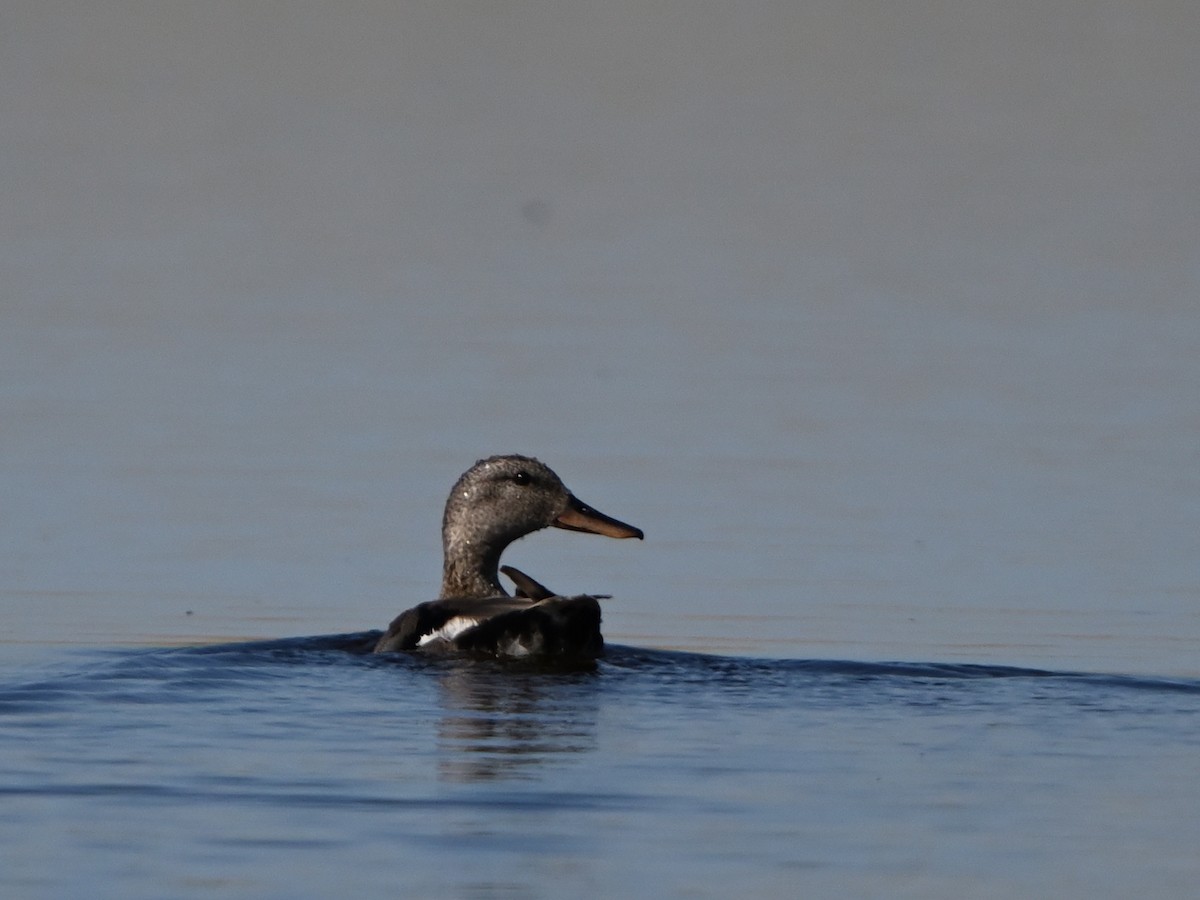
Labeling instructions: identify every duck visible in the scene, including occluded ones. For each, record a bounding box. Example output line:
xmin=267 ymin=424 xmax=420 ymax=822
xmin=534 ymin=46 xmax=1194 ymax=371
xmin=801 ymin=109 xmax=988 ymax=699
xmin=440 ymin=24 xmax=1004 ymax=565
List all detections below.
xmin=373 ymin=454 xmax=642 ymax=657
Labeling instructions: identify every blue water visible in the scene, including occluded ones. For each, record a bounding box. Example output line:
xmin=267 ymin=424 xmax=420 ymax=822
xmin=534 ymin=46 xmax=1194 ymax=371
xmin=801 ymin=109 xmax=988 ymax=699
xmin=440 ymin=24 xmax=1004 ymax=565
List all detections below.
xmin=4 ymin=1 xmax=1200 ymax=896
xmin=3 ymin=638 xmax=1197 ymax=898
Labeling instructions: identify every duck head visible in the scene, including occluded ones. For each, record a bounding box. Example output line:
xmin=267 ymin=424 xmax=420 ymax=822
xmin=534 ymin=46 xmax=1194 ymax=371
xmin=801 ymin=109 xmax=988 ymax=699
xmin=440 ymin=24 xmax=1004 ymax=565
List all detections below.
xmin=440 ymin=454 xmax=642 ymax=598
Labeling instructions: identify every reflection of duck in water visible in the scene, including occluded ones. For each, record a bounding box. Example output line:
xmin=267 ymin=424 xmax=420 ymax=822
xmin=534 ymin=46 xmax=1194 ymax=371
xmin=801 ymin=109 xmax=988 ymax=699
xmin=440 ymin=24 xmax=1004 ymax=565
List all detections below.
xmin=373 ymin=455 xmax=642 ymax=657
xmin=433 ymin=652 xmax=602 ymax=783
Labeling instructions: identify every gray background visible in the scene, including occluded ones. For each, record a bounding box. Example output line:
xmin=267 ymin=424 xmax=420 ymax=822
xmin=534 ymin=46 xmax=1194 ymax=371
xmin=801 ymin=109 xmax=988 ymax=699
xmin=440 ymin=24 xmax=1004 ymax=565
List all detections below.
xmin=4 ymin=1 xmax=1197 ymax=674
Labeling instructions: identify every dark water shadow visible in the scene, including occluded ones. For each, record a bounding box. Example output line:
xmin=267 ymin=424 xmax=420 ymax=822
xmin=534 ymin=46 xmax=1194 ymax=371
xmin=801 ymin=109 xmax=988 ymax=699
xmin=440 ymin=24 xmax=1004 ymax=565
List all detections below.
xmin=2 ymin=633 xmax=1198 ymax=796
xmin=4 ymin=631 xmax=1199 ymax=713
xmin=234 ymin=629 xmax=1200 ymax=691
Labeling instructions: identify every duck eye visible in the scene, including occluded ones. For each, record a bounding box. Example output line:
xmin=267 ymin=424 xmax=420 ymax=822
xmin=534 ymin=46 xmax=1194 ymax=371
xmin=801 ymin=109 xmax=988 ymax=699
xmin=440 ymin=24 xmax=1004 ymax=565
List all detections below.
xmin=512 ymin=471 xmax=531 ymax=486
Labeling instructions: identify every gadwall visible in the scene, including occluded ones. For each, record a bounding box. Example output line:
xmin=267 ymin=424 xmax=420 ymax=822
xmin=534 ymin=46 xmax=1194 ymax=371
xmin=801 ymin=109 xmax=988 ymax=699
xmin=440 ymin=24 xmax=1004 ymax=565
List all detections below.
xmin=373 ymin=455 xmax=642 ymax=657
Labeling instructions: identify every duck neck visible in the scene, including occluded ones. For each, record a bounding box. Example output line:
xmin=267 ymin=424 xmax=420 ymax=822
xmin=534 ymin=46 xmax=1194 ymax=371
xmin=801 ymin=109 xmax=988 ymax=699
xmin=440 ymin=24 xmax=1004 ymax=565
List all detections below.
xmin=440 ymin=535 xmax=507 ymax=599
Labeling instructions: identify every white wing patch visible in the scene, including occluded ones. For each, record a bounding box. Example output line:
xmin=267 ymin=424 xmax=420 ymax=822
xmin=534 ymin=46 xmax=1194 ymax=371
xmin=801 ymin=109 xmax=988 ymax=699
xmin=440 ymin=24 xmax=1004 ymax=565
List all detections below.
xmin=416 ymin=616 xmax=480 ymax=647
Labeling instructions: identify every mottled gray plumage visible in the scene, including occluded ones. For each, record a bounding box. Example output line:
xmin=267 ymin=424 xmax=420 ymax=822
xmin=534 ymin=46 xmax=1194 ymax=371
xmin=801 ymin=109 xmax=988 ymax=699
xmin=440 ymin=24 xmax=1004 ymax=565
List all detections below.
xmin=439 ymin=455 xmax=573 ymax=599
xmin=373 ymin=454 xmax=641 ymax=656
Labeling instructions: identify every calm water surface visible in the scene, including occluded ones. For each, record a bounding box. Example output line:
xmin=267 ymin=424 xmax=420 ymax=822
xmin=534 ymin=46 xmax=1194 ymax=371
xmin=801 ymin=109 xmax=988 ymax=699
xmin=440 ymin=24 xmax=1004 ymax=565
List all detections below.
xmin=2 ymin=637 xmax=1198 ymax=898
xmin=3 ymin=1 xmax=1200 ymax=896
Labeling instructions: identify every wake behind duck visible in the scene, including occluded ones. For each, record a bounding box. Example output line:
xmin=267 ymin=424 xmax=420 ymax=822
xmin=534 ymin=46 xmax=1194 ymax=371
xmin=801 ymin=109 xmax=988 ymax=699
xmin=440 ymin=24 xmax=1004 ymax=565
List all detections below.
xmin=373 ymin=455 xmax=642 ymax=658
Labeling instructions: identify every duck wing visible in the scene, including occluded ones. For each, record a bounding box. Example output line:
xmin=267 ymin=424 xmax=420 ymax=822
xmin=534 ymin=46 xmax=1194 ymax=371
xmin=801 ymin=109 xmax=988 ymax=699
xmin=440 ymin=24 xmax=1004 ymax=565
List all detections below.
xmin=500 ymin=565 xmax=556 ymax=600
xmin=373 ymin=591 xmax=606 ymax=658
xmin=373 ymin=595 xmax=536 ymax=653
xmin=501 ymin=565 xmax=612 ymax=603
xmin=453 ymin=595 xmax=604 ymax=658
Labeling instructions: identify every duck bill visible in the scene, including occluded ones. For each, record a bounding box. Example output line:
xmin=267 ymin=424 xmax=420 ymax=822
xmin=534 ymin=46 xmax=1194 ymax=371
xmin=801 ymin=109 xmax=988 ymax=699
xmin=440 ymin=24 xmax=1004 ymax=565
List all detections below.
xmin=553 ymin=495 xmax=644 ymax=540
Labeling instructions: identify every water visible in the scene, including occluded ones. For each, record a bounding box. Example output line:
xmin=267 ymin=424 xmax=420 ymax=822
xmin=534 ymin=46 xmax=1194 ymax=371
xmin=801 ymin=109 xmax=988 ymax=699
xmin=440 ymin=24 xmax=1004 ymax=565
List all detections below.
xmin=3 ymin=0 xmax=1200 ymax=895
xmin=3 ymin=638 xmax=1198 ymax=899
